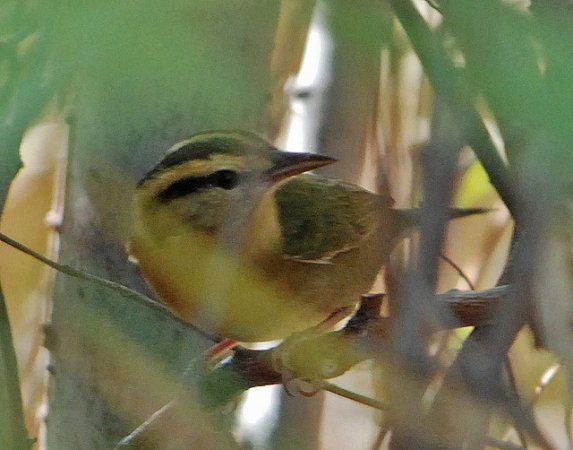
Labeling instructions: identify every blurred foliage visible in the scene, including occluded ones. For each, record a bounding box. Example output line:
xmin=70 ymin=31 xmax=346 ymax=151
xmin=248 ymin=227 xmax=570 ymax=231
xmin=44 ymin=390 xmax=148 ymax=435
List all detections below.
xmin=0 ymin=3 xmax=49 ymax=450
xmin=3 ymin=0 xmax=573 ymax=448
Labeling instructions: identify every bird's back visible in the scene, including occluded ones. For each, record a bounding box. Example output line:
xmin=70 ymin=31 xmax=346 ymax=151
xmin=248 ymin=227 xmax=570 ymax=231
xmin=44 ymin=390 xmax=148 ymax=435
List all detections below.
xmin=274 ymin=175 xmax=391 ymax=262
xmin=264 ymin=174 xmax=405 ymax=318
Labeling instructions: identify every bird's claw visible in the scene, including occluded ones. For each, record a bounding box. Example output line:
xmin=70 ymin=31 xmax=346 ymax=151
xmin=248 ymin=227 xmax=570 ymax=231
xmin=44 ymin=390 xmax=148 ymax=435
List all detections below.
xmin=271 ymin=329 xmax=329 ymax=397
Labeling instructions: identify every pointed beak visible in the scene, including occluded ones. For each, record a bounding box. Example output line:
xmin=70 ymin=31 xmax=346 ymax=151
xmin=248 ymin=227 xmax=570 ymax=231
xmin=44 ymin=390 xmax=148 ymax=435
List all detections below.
xmin=265 ymin=150 xmax=336 ymax=182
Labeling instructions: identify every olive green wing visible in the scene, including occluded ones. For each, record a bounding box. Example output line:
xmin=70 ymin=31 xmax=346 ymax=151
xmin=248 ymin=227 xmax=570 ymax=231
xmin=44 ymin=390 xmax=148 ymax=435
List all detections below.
xmin=274 ymin=174 xmax=389 ymax=263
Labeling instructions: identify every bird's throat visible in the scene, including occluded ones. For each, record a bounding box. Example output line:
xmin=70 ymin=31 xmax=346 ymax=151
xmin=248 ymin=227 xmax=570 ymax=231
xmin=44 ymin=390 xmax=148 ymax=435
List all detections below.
xmin=239 ymin=188 xmax=283 ymax=265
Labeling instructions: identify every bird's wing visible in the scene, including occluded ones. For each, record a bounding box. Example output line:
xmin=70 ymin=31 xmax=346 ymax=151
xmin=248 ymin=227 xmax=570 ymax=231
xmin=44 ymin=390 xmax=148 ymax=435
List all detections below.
xmin=274 ymin=174 xmax=390 ymax=263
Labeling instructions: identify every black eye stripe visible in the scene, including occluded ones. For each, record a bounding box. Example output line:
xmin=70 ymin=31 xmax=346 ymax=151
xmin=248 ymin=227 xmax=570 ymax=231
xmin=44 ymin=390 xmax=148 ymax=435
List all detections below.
xmin=158 ymin=170 xmax=239 ymax=202
xmin=158 ymin=176 xmax=210 ymax=201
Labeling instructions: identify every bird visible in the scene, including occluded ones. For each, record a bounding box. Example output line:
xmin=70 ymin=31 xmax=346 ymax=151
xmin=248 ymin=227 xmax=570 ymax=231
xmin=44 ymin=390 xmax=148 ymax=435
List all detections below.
xmin=129 ymin=130 xmax=480 ymax=343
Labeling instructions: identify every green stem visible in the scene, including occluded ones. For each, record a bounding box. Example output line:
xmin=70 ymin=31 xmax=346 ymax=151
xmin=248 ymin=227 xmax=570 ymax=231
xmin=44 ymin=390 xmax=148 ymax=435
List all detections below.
xmin=321 ymin=380 xmax=388 ymax=410
xmin=389 ymin=0 xmax=517 ymax=215
xmin=0 ymin=289 xmax=33 ymax=449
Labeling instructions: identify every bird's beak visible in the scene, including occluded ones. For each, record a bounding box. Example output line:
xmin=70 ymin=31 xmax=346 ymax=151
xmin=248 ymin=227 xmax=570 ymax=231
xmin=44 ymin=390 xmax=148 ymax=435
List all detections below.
xmin=265 ymin=150 xmax=336 ymax=182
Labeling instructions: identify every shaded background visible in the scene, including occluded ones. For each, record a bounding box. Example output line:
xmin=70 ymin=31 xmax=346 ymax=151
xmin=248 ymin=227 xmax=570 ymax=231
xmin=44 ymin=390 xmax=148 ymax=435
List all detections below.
xmin=1 ymin=0 xmax=572 ymax=449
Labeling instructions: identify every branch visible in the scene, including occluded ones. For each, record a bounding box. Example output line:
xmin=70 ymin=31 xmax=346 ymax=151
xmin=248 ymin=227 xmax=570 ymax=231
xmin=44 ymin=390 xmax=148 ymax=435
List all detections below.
xmin=0 ymin=232 xmax=215 ymax=341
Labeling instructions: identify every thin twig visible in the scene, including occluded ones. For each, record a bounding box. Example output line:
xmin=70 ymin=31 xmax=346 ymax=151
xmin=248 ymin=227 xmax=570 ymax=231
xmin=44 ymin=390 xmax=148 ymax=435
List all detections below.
xmin=320 ymin=380 xmax=388 ymax=411
xmin=113 ymin=401 xmax=175 ymax=449
xmin=485 ymin=437 xmax=526 ymax=450
xmin=531 ymin=364 xmax=560 ymax=405
xmin=440 ymin=253 xmax=476 ymax=290
xmin=565 ymin=391 xmax=573 ymax=450
xmin=369 ymin=424 xmax=389 ymax=450
xmin=0 ymin=232 xmax=215 ymax=341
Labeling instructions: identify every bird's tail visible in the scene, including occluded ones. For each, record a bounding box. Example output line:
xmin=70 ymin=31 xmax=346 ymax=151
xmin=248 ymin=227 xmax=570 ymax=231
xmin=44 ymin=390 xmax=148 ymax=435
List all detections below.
xmin=394 ymin=207 xmax=491 ymax=232
xmin=442 ymin=207 xmax=492 ymax=220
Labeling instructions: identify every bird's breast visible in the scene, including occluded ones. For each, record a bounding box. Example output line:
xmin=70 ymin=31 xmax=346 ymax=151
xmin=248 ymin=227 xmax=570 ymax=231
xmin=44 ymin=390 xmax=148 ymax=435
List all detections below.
xmin=129 ymin=226 xmax=331 ymax=342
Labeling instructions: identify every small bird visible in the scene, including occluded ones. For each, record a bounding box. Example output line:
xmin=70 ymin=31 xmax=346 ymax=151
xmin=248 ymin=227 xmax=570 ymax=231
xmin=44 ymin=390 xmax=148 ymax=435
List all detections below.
xmin=129 ymin=130 xmax=479 ymax=342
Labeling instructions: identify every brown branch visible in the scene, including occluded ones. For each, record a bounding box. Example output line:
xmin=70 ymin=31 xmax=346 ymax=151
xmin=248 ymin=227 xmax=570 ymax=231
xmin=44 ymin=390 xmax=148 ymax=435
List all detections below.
xmin=430 ymin=234 xmax=556 ymax=450
xmin=438 ymin=285 xmax=508 ymax=328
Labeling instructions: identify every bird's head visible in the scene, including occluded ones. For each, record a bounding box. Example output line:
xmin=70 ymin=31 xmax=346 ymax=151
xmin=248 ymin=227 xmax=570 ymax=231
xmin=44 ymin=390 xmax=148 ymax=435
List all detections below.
xmin=134 ymin=130 xmax=335 ymax=236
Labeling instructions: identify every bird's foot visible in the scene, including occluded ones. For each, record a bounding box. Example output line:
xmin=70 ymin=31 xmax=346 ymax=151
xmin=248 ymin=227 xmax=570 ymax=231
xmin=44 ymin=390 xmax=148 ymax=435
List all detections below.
xmin=271 ymin=307 xmax=355 ymax=396
xmin=280 ymin=368 xmax=322 ymax=397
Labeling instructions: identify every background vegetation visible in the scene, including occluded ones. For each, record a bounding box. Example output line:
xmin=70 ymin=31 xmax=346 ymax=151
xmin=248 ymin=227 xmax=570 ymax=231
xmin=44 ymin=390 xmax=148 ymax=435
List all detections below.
xmin=0 ymin=0 xmax=571 ymax=449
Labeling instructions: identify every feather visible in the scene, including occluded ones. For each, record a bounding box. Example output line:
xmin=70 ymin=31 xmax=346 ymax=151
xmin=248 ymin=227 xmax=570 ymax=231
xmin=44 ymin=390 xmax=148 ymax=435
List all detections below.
xmin=274 ymin=174 xmax=385 ymax=262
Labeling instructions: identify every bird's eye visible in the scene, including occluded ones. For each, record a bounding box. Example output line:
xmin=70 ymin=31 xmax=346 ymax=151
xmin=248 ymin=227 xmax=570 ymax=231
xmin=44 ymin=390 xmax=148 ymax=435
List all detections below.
xmin=212 ymin=170 xmax=239 ymax=190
